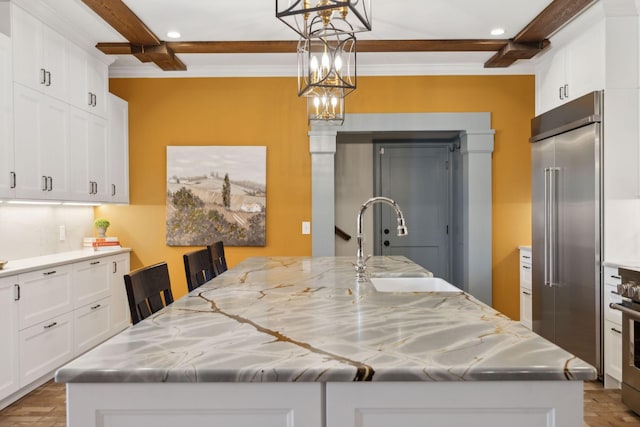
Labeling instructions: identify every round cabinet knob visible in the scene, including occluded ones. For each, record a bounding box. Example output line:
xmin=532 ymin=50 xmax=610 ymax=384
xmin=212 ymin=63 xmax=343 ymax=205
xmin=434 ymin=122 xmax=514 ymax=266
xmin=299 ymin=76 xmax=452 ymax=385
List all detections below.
xmin=383 ymin=229 xmax=390 ymax=235
xmin=383 ymin=240 xmax=390 ymax=247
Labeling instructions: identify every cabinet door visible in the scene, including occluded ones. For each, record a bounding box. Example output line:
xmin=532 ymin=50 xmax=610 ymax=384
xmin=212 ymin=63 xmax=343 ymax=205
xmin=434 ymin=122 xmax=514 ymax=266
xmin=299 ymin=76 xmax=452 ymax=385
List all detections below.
xmin=0 ymin=33 xmax=14 ymax=199
xmin=87 ymin=56 xmax=108 ymax=118
xmin=40 ymin=24 xmax=67 ymax=101
xmin=67 ymin=43 xmax=108 ymax=118
xmin=11 ymin=4 xmax=44 ymax=92
xmin=535 ymin=50 xmax=566 ymax=114
xmin=520 ymin=287 xmax=532 ymax=330
xmin=605 ymin=319 xmax=622 ymax=383
xmin=107 ymin=94 xmax=130 ymax=203
xmin=18 ymin=264 xmax=73 ymax=330
xmin=74 ymin=296 xmax=111 ymax=355
xmin=13 ymin=84 xmax=69 ymax=200
xmin=0 ymin=277 xmax=19 ymax=400
xmin=19 ymin=311 xmax=74 ymax=386
xmin=565 ymin=21 xmax=604 ymax=102
xmin=73 ymin=258 xmax=110 ymax=309
xmin=68 ymin=107 xmax=108 ymax=201
xmin=109 ymin=253 xmax=131 ymax=333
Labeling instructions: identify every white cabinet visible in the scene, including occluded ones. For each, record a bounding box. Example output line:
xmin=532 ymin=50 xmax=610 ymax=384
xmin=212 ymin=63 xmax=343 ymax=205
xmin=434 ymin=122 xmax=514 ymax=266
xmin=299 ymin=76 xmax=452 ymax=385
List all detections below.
xmin=0 ymin=33 xmax=14 ymax=199
xmin=68 ymin=107 xmax=109 ymax=201
xmin=0 ymin=251 xmax=131 ymax=406
xmin=74 ymin=296 xmax=112 ymax=355
xmin=519 ymin=247 xmax=532 ymax=329
xmin=18 ymin=265 xmax=73 ymax=330
xmin=67 ymin=42 xmax=108 ymax=118
xmin=11 ymin=4 xmax=67 ymax=102
xmin=107 ymin=94 xmax=130 ymax=204
xmin=535 ymin=21 xmax=605 ymax=114
xmin=19 ymin=311 xmax=74 ymax=386
xmin=604 ymin=266 xmax=622 ymax=388
xmin=0 ymin=276 xmax=19 ymax=400
xmin=109 ymin=253 xmax=131 ymax=334
xmin=73 ymin=258 xmax=111 ymax=309
xmin=13 ymin=83 xmax=70 ymax=200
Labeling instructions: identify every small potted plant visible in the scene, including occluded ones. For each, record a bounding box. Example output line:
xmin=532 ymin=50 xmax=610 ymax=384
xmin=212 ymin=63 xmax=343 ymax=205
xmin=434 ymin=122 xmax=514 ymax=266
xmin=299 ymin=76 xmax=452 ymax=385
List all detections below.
xmin=94 ymin=218 xmax=110 ymax=237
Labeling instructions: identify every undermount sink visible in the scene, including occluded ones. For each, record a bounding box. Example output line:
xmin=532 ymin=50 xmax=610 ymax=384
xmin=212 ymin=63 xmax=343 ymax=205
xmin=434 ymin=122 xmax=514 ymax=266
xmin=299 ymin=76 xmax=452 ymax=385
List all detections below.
xmin=369 ymin=277 xmax=461 ymax=293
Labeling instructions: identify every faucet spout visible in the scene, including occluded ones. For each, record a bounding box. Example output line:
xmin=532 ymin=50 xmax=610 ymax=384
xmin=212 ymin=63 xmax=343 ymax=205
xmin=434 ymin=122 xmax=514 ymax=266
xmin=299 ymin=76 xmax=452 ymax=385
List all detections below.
xmin=355 ymin=197 xmax=408 ymax=281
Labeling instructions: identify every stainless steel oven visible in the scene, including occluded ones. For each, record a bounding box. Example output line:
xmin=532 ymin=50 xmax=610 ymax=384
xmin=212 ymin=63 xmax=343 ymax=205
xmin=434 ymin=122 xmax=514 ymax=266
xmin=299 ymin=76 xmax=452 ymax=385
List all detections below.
xmin=611 ymin=267 xmax=640 ymax=415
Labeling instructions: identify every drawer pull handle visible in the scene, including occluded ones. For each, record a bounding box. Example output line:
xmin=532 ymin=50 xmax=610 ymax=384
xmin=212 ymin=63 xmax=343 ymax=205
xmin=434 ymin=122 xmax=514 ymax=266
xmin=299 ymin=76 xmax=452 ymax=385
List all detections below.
xmin=43 ymin=270 xmax=57 ymax=276
xmin=611 ymin=275 xmax=621 ymax=280
xmin=14 ymin=284 xmax=20 ymax=301
xmin=91 ymin=304 xmax=101 ymax=310
xmin=113 ymin=261 xmax=117 ymax=274
xmin=90 ymin=261 xmax=100 ymax=265
xmin=522 ymin=255 xmax=531 ymax=259
xmin=611 ymin=327 xmax=622 ymax=334
xmin=522 ymin=291 xmax=532 ymax=296
xmin=522 ymin=265 xmax=531 ymax=270
xmin=44 ymin=322 xmax=57 ymax=329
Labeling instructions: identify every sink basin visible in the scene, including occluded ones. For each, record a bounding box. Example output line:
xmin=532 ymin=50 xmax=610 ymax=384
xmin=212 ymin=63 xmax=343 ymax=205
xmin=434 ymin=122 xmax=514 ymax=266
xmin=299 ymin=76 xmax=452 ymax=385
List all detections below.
xmin=369 ymin=277 xmax=460 ymax=293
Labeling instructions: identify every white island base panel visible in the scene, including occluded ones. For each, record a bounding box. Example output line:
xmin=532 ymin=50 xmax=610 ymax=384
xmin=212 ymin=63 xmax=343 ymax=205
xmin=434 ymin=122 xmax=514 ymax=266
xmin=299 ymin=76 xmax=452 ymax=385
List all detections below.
xmin=67 ymin=380 xmax=583 ymax=427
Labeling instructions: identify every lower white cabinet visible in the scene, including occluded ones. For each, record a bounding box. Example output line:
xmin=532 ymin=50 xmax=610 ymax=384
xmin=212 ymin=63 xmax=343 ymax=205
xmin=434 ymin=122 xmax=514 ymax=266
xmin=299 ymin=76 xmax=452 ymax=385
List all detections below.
xmin=74 ymin=296 xmax=111 ymax=355
xmin=18 ymin=265 xmax=73 ymax=330
xmin=0 ymin=277 xmax=19 ymax=400
xmin=109 ymin=253 xmax=130 ymax=334
xmin=519 ymin=247 xmax=532 ymax=329
xmin=0 ymin=250 xmax=131 ymax=409
xmin=604 ymin=266 xmax=622 ymax=388
xmin=19 ymin=311 xmax=74 ymax=386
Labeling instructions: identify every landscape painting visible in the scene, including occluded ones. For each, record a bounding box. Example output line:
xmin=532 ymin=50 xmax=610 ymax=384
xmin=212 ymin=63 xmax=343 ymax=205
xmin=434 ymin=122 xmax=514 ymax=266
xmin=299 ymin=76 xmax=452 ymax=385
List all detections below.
xmin=166 ymin=146 xmax=266 ymax=246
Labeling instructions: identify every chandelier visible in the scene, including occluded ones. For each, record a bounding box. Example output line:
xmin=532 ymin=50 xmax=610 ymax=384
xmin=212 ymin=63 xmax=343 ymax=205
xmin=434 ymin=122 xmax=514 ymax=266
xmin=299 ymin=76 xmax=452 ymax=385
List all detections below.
xmin=276 ymin=0 xmax=372 ymax=39
xmin=276 ymin=0 xmax=372 ymax=124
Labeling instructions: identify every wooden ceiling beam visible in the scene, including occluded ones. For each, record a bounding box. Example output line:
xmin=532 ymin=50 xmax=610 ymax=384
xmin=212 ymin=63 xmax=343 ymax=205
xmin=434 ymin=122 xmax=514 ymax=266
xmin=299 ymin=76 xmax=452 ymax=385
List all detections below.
xmin=81 ymin=0 xmax=160 ymax=45
xmin=513 ymin=0 xmax=597 ymax=43
xmin=484 ymin=40 xmax=550 ymax=68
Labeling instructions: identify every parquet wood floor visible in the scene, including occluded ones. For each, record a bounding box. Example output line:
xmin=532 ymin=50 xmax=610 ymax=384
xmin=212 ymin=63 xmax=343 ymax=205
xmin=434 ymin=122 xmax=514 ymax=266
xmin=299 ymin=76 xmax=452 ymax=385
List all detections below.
xmin=0 ymin=379 xmax=638 ymax=426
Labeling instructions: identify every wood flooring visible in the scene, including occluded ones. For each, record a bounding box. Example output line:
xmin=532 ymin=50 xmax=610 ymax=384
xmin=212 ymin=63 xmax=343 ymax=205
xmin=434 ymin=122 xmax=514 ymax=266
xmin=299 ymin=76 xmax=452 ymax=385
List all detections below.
xmin=0 ymin=379 xmax=638 ymax=426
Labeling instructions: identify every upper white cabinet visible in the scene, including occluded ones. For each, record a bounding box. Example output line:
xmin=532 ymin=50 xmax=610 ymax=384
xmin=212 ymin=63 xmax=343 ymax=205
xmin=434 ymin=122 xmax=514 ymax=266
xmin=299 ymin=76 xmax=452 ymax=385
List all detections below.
xmin=535 ymin=20 xmax=605 ymax=114
xmin=13 ymin=83 xmax=70 ymax=200
xmin=68 ymin=107 xmax=109 ymax=201
xmin=67 ymin=42 xmax=108 ymax=118
xmin=108 ymin=94 xmax=130 ymax=204
xmin=0 ymin=33 xmax=14 ymax=199
xmin=11 ymin=4 xmax=67 ymax=102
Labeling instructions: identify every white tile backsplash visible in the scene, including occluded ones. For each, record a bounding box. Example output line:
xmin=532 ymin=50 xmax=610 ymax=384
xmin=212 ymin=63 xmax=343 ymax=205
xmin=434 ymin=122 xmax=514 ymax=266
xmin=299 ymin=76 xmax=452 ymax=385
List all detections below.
xmin=605 ymin=198 xmax=640 ymax=262
xmin=0 ymin=204 xmax=94 ymax=260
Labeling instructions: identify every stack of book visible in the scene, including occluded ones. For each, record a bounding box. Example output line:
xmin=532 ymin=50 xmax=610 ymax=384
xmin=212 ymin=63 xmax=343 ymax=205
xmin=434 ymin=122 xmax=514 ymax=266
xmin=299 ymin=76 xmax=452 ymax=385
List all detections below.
xmin=83 ymin=237 xmax=122 ymax=251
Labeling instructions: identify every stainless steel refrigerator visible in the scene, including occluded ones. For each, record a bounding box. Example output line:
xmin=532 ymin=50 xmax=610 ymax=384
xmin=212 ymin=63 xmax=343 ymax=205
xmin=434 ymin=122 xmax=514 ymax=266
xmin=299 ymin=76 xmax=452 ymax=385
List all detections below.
xmin=531 ymin=90 xmax=603 ymax=377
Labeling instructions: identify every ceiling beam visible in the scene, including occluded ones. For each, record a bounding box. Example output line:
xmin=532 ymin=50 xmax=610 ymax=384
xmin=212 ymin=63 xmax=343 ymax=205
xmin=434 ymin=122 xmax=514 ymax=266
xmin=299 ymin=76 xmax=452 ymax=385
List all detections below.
xmin=81 ymin=0 xmax=160 ymax=45
xmin=513 ymin=0 xmax=596 ymax=43
xmin=97 ymin=39 xmax=511 ymax=56
xmin=132 ymin=43 xmax=187 ymax=71
xmin=484 ymin=40 xmax=550 ymax=68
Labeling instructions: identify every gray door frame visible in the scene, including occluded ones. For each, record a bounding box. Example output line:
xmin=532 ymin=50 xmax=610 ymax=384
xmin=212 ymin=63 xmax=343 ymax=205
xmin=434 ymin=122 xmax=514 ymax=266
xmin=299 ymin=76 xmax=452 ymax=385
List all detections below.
xmin=309 ymin=112 xmax=495 ymax=305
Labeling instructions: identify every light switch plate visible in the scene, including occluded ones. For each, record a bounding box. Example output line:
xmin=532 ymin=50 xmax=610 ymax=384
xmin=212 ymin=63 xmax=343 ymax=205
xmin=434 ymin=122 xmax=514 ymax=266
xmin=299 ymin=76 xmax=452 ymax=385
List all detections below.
xmin=59 ymin=225 xmax=66 ymax=241
xmin=302 ymin=221 xmax=311 ymax=235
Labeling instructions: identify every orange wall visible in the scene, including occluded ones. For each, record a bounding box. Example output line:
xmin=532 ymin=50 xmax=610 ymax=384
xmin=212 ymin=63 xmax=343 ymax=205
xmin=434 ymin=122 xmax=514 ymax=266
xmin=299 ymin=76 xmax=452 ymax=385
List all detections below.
xmin=99 ymin=75 xmax=533 ymax=319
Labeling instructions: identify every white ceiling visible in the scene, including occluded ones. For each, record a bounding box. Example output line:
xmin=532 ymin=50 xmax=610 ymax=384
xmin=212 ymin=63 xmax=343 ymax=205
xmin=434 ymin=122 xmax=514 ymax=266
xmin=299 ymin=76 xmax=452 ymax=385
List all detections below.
xmin=17 ymin=0 xmax=570 ymax=77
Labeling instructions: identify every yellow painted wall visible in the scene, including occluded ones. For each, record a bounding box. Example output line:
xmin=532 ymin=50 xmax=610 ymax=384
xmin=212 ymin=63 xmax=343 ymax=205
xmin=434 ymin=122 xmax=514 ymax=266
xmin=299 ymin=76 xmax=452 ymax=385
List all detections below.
xmin=99 ymin=75 xmax=533 ymax=319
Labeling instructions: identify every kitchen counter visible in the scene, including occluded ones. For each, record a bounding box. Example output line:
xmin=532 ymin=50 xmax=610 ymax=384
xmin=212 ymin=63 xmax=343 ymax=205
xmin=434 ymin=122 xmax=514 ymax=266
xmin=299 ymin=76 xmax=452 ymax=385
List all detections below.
xmin=57 ymin=256 xmax=594 ymax=426
xmin=0 ymin=248 xmax=131 ymax=278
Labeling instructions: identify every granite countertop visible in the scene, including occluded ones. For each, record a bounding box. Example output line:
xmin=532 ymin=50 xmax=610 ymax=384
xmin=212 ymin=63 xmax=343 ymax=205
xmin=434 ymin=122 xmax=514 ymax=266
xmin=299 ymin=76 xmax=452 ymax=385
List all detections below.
xmin=604 ymin=259 xmax=640 ymax=271
xmin=55 ymin=256 xmax=596 ymax=384
xmin=0 ymin=248 xmax=132 ymax=278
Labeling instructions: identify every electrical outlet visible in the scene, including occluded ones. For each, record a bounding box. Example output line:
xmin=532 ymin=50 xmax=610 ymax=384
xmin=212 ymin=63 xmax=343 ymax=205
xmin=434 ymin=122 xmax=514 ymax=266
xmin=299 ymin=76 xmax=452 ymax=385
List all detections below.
xmin=59 ymin=225 xmax=66 ymax=241
xmin=302 ymin=221 xmax=311 ymax=235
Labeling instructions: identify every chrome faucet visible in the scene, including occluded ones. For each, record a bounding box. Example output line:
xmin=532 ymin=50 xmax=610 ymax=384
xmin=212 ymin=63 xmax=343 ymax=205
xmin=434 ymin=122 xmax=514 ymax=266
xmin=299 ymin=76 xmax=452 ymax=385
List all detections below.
xmin=355 ymin=197 xmax=408 ymax=281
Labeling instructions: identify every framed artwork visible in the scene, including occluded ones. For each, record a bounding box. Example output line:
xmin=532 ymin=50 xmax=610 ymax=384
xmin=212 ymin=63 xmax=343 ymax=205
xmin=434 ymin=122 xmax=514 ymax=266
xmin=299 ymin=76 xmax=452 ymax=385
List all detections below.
xmin=166 ymin=146 xmax=266 ymax=246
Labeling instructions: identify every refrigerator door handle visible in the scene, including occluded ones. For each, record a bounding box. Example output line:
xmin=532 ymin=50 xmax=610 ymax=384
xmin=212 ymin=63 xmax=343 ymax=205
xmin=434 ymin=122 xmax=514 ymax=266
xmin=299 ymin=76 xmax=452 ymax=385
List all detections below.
xmin=544 ymin=167 xmax=550 ymax=287
xmin=549 ymin=167 xmax=559 ymax=287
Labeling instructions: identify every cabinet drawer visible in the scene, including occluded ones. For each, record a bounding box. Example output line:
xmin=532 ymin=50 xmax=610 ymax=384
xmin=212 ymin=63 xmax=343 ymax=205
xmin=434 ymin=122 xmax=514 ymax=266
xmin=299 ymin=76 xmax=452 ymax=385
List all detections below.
xmin=18 ymin=265 xmax=73 ymax=330
xmin=519 ymin=250 xmax=532 ymax=266
xmin=520 ymin=263 xmax=532 ymax=289
xmin=74 ymin=296 xmax=111 ymax=355
xmin=520 ymin=287 xmax=532 ymax=330
xmin=604 ymin=319 xmax=622 ymax=383
xmin=73 ymin=258 xmax=110 ymax=308
xmin=19 ymin=311 xmax=74 ymax=386
xmin=604 ymin=267 xmax=622 ymax=287
xmin=605 ymin=284 xmax=623 ymax=324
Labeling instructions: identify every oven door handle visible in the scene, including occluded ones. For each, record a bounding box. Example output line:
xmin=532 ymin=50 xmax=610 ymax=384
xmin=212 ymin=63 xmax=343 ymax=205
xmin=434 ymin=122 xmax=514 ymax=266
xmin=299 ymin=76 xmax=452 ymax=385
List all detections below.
xmin=610 ymin=302 xmax=640 ymax=320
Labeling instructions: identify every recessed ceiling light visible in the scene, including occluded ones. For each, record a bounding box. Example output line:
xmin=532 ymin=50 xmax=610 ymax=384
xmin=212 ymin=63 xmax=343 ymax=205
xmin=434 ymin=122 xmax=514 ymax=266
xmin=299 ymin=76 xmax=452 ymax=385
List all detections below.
xmin=491 ymin=28 xmax=505 ymax=36
xmin=166 ymin=31 xmax=181 ymax=39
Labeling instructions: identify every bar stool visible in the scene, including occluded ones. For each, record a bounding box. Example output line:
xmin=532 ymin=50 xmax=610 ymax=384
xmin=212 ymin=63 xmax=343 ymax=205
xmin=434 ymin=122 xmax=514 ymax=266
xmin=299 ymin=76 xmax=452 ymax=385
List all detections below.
xmin=124 ymin=262 xmax=174 ymax=325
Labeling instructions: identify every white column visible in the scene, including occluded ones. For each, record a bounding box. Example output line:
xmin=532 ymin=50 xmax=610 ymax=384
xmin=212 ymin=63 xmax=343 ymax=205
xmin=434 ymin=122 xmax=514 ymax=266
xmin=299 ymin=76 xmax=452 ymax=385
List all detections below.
xmin=460 ymin=130 xmax=495 ymax=305
xmin=309 ymin=128 xmax=338 ymax=256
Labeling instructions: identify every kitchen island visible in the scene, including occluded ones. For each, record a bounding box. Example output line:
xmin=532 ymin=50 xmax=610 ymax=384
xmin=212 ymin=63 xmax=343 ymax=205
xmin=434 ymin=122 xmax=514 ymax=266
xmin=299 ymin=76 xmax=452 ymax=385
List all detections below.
xmin=56 ymin=256 xmax=596 ymax=426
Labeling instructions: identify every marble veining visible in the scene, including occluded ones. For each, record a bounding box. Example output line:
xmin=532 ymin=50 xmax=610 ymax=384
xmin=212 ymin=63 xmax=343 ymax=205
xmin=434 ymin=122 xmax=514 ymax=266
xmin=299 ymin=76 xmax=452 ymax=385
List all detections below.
xmin=55 ymin=256 xmax=596 ymax=384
